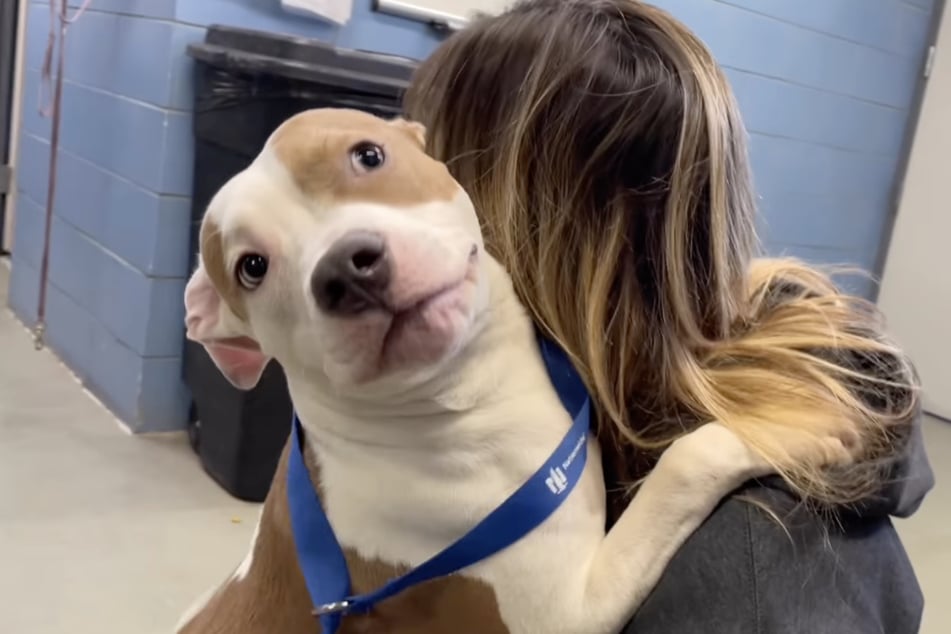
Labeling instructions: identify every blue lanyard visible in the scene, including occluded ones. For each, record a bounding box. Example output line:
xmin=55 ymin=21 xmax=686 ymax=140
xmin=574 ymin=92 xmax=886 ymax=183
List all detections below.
xmin=288 ymin=337 xmax=591 ymax=633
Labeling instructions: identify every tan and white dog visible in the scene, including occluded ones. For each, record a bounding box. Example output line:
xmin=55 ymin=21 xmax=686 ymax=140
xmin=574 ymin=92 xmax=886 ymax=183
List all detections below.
xmin=180 ymin=108 xmax=849 ymax=634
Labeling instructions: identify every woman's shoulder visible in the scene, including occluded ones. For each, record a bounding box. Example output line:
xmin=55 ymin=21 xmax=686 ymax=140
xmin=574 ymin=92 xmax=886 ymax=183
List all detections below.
xmin=624 ymin=483 xmax=923 ymax=634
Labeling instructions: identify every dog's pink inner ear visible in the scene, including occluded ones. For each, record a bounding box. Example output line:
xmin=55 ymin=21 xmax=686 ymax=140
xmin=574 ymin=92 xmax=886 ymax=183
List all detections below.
xmin=184 ymin=264 xmax=270 ymax=391
xmin=204 ymin=339 xmax=270 ymax=391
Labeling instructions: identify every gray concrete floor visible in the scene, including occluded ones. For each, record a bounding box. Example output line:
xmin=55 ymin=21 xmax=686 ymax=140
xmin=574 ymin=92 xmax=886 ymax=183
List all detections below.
xmin=0 ymin=259 xmax=948 ymax=633
xmin=0 ymin=260 xmax=256 ymax=633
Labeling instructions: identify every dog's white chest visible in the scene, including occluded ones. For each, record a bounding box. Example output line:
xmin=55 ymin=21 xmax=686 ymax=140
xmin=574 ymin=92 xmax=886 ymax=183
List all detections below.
xmin=312 ymin=429 xmax=608 ymax=633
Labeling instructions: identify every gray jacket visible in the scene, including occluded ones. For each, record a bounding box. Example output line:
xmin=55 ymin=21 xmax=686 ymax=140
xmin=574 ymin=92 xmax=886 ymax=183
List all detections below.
xmin=625 ymin=417 xmax=935 ymax=633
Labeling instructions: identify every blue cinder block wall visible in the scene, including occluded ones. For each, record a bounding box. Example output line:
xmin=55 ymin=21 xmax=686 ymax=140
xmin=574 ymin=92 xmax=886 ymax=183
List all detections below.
xmin=6 ymin=0 xmax=938 ymax=432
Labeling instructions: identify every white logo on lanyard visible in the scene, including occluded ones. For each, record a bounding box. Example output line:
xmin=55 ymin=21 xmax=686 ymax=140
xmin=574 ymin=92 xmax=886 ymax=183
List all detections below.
xmin=545 ymin=467 xmax=569 ymax=494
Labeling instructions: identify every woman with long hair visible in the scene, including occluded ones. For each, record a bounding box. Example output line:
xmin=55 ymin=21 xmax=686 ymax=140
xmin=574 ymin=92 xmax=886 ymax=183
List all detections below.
xmin=404 ymin=1 xmax=933 ymax=631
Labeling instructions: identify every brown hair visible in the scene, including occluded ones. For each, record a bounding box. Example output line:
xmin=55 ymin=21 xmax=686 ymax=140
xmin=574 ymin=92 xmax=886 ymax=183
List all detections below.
xmin=404 ymin=0 xmax=917 ymax=518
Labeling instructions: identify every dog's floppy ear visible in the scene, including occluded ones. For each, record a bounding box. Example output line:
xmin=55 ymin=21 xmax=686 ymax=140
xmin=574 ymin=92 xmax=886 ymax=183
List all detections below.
xmin=184 ymin=223 xmax=271 ymax=390
xmin=185 ymin=263 xmax=270 ymax=390
xmin=389 ymin=117 xmax=427 ymax=149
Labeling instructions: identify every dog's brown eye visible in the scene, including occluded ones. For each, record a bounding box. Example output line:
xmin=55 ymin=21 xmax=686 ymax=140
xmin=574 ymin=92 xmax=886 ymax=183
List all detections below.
xmin=236 ymin=254 xmax=268 ymax=290
xmin=351 ymin=142 xmax=385 ymax=172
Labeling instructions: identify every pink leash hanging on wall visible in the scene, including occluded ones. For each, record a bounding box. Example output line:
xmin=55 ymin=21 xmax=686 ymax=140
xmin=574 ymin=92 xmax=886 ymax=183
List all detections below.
xmin=32 ymin=0 xmax=92 ymax=350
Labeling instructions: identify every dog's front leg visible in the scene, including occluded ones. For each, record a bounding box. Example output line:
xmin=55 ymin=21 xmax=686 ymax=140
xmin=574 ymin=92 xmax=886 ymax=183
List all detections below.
xmin=176 ymin=444 xmax=317 ymax=634
xmin=562 ymin=423 xmax=850 ymax=634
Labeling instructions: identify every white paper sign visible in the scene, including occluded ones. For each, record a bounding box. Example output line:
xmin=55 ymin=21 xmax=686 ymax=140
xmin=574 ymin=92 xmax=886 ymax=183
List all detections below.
xmin=282 ymin=0 xmax=353 ymax=25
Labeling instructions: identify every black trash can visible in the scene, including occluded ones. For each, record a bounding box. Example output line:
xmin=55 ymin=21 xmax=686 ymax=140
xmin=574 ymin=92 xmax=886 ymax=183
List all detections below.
xmin=184 ymin=25 xmax=418 ymax=502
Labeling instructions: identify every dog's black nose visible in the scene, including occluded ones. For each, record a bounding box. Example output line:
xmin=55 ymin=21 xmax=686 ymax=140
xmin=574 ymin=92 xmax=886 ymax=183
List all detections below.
xmin=312 ymin=231 xmax=390 ymax=315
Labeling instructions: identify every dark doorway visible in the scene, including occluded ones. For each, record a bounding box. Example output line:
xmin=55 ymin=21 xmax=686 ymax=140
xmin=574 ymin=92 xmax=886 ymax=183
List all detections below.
xmin=0 ymin=0 xmax=20 ymax=254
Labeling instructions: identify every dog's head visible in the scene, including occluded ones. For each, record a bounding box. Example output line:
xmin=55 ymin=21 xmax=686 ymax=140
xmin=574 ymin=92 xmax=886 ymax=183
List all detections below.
xmin=184 ymin=108 xmax=488 ymax=397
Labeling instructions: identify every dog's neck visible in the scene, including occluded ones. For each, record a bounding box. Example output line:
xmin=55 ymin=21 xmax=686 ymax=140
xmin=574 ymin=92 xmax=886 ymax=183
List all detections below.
xmin=285 ymin=257 xmax=551 ymax=451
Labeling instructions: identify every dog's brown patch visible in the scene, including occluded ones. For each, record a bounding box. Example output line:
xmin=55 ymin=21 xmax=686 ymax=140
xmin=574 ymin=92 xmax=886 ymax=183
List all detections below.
xmin=200 ymin=218 xmax=247 ymax=321
xmin=179 ymin=440 xmax=509 ymax=634
xmin=388 ymin=117 xmax=427 ymax=149
xmin=269 ymin=109 xmax=458 ymax=207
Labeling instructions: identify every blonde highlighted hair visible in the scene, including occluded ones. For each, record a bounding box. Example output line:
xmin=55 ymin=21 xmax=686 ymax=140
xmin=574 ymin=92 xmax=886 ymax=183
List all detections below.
xmin=405 ymin=0 xmax=917 ymax=518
